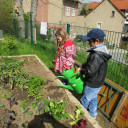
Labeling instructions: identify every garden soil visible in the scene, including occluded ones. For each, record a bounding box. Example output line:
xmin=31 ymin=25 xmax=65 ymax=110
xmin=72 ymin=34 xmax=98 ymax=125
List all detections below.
xmin=0 ymin=55 xmax=117 ymax=128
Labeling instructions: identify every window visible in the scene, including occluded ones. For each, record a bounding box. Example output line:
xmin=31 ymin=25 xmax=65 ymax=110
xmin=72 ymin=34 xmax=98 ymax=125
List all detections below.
xmin=65 ymin=7 xmax=70 ymax=16
xmin=72 ymin=8 xmax=75 ymax=16
xmin=97 ymin=23 xmax=101 ymax=29
xmin=112 ymin=11 xmax=115 ymax=17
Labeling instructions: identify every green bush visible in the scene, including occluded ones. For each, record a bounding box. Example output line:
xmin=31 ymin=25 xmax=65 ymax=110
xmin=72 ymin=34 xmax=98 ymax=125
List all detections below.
xmin=0 ymin=0 xmax=14 ymax=34
xmin=2 ymin=35 xmax=17 ymax=53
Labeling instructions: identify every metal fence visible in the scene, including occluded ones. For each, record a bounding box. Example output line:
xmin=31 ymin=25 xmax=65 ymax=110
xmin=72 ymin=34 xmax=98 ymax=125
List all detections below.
xmin=46 ymin=23 xmax=128 ymax=90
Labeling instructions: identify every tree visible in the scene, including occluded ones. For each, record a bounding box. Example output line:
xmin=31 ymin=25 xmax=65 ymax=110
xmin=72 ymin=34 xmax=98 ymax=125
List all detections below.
xmin=0 ymin=0 xmax=14 ymax=34
xmin=31 ymin=0 xmax=38 ymax=28
xmin=15 ymin=0 xmax=25 ymax=38
xmin=80 ymin=5 xmax=89 ymax=15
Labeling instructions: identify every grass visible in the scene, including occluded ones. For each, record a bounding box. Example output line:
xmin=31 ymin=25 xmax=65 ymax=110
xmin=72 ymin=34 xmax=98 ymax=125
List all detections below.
xmin=0 ymin=37 xmax=56 ymax=69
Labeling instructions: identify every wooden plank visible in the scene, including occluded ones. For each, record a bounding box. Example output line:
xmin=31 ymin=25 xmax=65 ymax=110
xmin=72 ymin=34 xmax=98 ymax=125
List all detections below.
xmin=110 ymin=91 xmax=128 ymax=122
xmin=105 ymin=78 xmax=126 ymax=92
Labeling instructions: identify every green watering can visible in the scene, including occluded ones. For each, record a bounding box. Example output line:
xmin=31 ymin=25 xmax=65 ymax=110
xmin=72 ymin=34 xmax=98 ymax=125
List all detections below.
xmin=57 ymin=67 xmax=78 ymax=80
xmin=57 ymin=67 xmax=84 ymax=94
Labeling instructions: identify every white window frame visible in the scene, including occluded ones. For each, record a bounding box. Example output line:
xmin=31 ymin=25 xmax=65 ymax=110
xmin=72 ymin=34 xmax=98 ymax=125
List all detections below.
xmin=72 ymin=8 xmax=75 ymax=16
xmin=97 ymin=23 xmax=102 ymax=29
xmin=65 ymin=6 xmax=70 ymax=16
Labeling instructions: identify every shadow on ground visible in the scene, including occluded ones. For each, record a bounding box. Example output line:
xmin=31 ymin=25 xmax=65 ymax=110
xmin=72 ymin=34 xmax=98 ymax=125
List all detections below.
xmin=27 ymin=113 xmax=68 ymax=128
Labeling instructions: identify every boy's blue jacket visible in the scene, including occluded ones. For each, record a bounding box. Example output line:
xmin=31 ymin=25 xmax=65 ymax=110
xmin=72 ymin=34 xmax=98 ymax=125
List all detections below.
xmin=80 ymin=45 xmax=112 ymax=88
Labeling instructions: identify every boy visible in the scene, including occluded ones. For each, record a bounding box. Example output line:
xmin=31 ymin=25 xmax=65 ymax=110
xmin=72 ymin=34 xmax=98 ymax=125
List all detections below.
xmin=77 ymin=28 xmax=111 ymax=118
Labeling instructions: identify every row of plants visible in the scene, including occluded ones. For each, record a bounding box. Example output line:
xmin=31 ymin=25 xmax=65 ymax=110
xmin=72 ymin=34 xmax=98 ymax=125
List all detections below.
xmin=0 ymin=57 xmax=87 ymax=128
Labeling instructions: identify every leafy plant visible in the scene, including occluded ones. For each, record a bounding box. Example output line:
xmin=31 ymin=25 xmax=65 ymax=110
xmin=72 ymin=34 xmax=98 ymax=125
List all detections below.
xmin=0 ymin=59 xmax=29 ymax=90
xmin=0 ymin=84 xmax=4 ymax=89
xmin=1 ymin=93 xmax=6 ymax=98
xmin=31 ymin=100 xmax=37 ymax=109
xmin=44 ymin=98 xmax=69 ymax=121
xmin=8 ymin=92 xmax=12 ymax=98
xmin=2 ymin=35 xmax=17 ymax=53
xmin=7 ymin=96 xmax=18 ymax=108
xmin=80 ymin=6 xmax=89 ymax=15
xmin=69 ymin=105 xmax=85 ymax=126
xmin=3 ymin=110 xmax=16 ymax=128
xmin=72 ymin=119 xmax=87 ymax=128
xmin=27 ymin=76 xmax=44 ymax=100
xmin=20 ymin=100 xmax=33 ymax=116
xmin=20 ymin=100 xmax=29 ymax=114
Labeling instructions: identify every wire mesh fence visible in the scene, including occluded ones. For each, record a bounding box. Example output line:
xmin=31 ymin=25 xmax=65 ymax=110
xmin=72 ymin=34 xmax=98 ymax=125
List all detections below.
xmin=45 ymin=23 xmax=128 ymax=89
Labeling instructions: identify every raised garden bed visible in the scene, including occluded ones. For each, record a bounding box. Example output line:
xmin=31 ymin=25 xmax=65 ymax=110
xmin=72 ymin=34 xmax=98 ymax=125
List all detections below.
xmin=0 ymin=55 xmax=115 ymax=128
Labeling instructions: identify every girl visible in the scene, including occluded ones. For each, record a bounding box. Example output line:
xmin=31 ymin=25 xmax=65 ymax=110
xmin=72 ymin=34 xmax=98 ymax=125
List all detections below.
xmin=54 ymin=28 xmax=76 ymax=76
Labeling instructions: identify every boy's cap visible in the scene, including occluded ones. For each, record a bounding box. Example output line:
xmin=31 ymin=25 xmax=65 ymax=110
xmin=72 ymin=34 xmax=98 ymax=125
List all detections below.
xmin=81 ymin=28 xmax=106 ymax=41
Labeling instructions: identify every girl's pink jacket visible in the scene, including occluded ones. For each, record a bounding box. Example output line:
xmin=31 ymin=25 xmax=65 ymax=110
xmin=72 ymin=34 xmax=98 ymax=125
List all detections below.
xmin=54 ymin=39 xmax=76 ymax=74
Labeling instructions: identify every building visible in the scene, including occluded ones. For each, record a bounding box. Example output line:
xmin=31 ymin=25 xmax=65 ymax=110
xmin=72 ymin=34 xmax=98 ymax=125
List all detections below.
xmin=36 ymin=0 xmax=85 ymax=27
xmin=87 ymin=0 xmax=127 ymax=32
xmin=84 ymin=0 xmax=126 ymax=32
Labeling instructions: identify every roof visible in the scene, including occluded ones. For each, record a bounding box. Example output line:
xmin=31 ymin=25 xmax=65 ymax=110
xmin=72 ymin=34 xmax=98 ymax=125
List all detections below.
xmin=88 ymin=0 xmax=128 ymax=10
xmin=112 ymin=0 xmax=128 ymax=10
xmin=86 ymin=0 xmax=126 ymax=18
xmin=88 ymin=2 xmax=100 ymax=9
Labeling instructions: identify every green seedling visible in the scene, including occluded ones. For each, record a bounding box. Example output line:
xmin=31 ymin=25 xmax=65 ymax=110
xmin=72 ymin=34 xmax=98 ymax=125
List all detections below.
xmin=1 ymin=93 xmax=6 ymax=98
xmin=27 ymin=76 xmax=44 ymax=100
xmin=8 ymin=92 xmax=12 ymax=98
xmin=7 ymin=96 xmax=18 ymax=108
xmin=0 ymin=84 xmax=4 ymax=89
xmin=20 ymin=100 xmax=33 ymax=116
xmin=0 ymin=104 xmax=4 ymax=107
xmin=69 ymin=105 xmax=85 ymax=126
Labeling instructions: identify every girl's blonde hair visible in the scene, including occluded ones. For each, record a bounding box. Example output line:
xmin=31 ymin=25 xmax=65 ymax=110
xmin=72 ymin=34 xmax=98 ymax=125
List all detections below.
xmin=55 ymin=28 xmax=69 ymax=48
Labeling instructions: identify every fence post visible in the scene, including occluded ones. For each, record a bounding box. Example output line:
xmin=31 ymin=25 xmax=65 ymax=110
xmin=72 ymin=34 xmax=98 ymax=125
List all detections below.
xmin=67 ymin=23 xmax=70 ymax=35
xmin=34 ymin=28 xmax=36 ymax=46
xmin=13 ymin=18 xmax=17 ymax=39
xmin=30 ymin=12 xmax=33 ymax=45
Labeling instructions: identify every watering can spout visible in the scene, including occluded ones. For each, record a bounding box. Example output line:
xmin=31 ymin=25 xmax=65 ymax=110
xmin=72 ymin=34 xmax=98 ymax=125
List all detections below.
xmin=57 ymin=84 xmax=74 ymax=91
xmin=56 ymin=76 xmax=65 ymax=79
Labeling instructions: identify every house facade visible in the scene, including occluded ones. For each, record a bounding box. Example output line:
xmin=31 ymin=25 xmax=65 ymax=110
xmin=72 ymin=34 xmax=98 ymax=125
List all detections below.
xmin=84 ymin=0 xmax=126 ymax=33
xmin=36 ymin=0 xmax=85 ymax=26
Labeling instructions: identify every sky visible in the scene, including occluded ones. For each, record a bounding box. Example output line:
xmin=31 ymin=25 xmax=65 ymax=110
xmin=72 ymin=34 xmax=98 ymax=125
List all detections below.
xmin=79 ymin=0 xmax=102 ymax=3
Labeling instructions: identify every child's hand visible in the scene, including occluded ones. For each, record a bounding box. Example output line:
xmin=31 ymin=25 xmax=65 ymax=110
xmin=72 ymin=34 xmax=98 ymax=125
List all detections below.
xmin=76 ymin=68 xmax=81 ymax=75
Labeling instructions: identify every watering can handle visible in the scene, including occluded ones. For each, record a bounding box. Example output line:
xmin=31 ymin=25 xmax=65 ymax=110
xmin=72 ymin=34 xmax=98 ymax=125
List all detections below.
xmin=71 ymin=72 xmax=79 ymax=77
xmin=0 ymin=104 xmax=3 ymax=107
